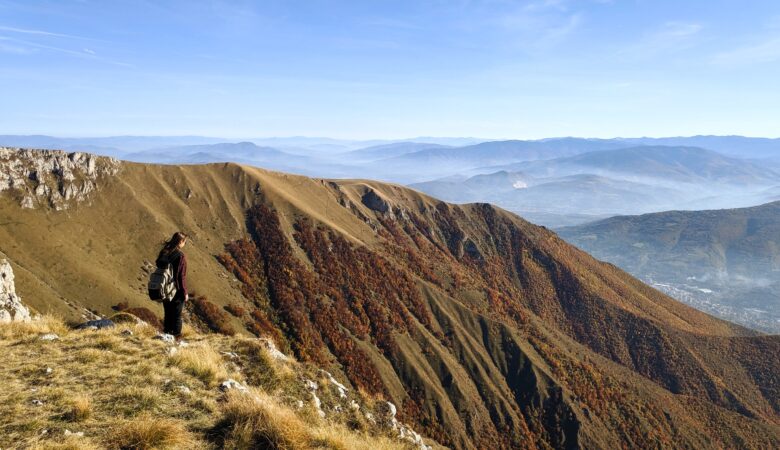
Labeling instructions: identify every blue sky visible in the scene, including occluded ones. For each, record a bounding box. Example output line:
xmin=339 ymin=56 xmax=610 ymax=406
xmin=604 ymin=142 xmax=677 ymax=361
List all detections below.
xmin=1 ymin=0 xmax=779 ymax=139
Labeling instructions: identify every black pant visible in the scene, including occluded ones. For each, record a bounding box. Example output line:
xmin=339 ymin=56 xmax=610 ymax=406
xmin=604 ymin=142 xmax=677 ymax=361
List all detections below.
xmin=163 ymin=299 xmax=184 ymax=336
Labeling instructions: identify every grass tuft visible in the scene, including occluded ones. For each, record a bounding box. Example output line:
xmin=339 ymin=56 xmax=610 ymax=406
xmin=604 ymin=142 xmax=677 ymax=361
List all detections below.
xmin=66 ymin=395 xmax=92 ymax=422
xmin=108 ymin=415 xmax=193 ymax=450
xmin=0 ymin=315 xmax=69 ymax=340
xmin=212 ymin=390 xmax=312 ymax=450
xmin=170 ymin=345 xmax=229 ymax=386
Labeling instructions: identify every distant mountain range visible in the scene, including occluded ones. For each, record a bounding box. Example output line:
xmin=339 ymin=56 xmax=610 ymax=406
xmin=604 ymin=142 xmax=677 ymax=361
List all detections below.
xmin=559 ymin=201 xmax=780 ymax=333
xmin=410 ymin=146 xmax=780 ymax=226
xmin=0 ymin=134 xmax=485 ymax=156
xmin=484 ymin=146 xmax=780 ymax=185
xmin=3 ymin=134 xmax=780 ymax=226
xmin=622 ymin=135 xmax=780 ymax=158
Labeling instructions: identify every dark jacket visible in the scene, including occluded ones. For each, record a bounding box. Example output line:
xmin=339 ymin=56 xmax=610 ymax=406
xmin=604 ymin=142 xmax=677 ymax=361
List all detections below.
xmin=156 ymin=249 xmax=188 ymax=301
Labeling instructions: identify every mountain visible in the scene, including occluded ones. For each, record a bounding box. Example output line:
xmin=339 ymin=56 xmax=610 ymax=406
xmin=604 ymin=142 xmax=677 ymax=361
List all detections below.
xmin=489 ymin=146 xmax=780 ymax=185
xmin=559 ymin=201 xmax=780 ymax=333
xmin=621 ymin=136 xmax=780 ymax=159
xmin=2 ymin=148 xmax=779 ymax=449
xmin=375 ymin=138 xmax=629 ymax=181
xmin=411 ymin=171 xmax=684 ymax=226
xmin=343 ymin=142 xmax=452 ymax=162
xmin=125 ymin=141 xmax=295 ymax=165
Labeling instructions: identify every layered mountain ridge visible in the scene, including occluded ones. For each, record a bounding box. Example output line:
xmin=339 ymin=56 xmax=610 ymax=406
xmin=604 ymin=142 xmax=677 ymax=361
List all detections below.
xmin=559 ymin=201 xmax=780 ymax=333
xmin=1 ymin=149 xmax=778 ymax=449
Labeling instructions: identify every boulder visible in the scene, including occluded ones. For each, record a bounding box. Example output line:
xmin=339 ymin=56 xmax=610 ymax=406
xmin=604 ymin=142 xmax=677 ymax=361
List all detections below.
xmin=75 ymin=319 xmax=115 ymax=330
xmin=0 ymin=259 xmax=31 ymax=323
xmin=257 ymin=337 xmax=289 ymax=361
xmin=220 ymin=379 xmax=248 ymax=393
xmin=154 ymin=333 xmax=176 ymax=343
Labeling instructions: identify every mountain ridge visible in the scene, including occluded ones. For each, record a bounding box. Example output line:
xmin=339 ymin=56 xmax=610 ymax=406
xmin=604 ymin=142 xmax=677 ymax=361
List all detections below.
xmin=1 ymin=148 xmax=778 ymax=449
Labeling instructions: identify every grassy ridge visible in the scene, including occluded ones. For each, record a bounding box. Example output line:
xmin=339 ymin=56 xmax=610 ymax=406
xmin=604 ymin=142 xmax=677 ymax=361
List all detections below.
xmin=0 ymin=316 xmax=427 ymax=449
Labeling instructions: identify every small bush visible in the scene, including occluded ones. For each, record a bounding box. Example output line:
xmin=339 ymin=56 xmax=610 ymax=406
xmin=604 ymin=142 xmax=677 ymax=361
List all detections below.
xmin=189 ymin=296 xmax=235 ymax=336
xmin=108 ymin=415 xmax=192 ymax=450
xmin=113 ymin=301 xmax=129 ymax=312
xmin=224 ymin=303 xmax=247 ymax=317
xmin=124 ymin=307 xmax=162 ymax=331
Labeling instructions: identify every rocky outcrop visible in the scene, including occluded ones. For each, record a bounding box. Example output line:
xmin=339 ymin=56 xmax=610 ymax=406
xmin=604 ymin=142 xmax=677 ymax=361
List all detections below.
xmin=0 ymin=259 xmax=31 ymax=323
xmin=0 ymin=148 xmax=120 ymax=210
xmin=361 ymin=188 xmax=390 ymax=213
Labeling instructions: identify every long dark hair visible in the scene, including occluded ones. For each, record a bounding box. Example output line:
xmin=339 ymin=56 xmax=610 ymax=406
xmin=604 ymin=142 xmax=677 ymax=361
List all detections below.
xmin=159 ymin=231 xmax=188 ymax=257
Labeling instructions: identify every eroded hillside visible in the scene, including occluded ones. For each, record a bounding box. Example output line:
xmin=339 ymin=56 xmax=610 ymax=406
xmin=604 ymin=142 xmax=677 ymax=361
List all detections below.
xmin=1 ymin=149 xmax=779 ymax=449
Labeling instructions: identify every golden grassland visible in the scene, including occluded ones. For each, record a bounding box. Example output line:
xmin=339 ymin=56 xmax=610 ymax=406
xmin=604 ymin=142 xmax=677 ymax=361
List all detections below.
xmin=0 ymin=316 xmax=421 ymax=450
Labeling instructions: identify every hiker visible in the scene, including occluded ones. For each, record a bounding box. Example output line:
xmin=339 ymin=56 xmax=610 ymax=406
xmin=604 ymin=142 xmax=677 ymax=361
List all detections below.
xmin=155 ymin=232 xmax=189 ymax=338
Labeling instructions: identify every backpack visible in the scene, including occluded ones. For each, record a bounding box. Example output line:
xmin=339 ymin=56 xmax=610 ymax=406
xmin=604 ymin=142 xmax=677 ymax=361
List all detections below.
xmin=148 ymin=256 xmax=177 ymax=302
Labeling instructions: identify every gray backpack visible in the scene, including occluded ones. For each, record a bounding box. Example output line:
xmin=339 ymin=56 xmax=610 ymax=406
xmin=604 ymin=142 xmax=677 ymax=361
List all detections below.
xmin=148 ymin=258 xmax=177 ymax=302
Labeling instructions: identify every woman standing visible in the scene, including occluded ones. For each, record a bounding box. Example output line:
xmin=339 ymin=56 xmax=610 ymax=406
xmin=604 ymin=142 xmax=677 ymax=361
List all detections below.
xmin=156 ymin=232 xmax=188 ymax=338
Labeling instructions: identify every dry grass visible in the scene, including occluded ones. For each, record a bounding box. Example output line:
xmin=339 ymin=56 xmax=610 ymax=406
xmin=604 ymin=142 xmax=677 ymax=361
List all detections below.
xmin=0 ymin=315 xmax=69 ymax=340
xmin=170 ymin=344 xmax=229 ymax=386
xmin=30 ymin=435 xmax=104 ymax=450
xmin=108 ymin=415 xmax=193 ymax=450
xmin=213 ymin=390 xmax=312 ymax=450
xmin=309 ymin=426 xmax=409 ymax=450
xmin=214 ymin=390 xmax=410 ymax=450
xmin=66 ymin=395 xmax=92 ymax=422
xmin=0 ymin=316 xmax=426 ymax=450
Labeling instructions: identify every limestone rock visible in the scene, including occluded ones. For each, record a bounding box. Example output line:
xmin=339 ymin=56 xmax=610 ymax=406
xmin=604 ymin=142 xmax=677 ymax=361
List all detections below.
xmin=154 ymin=333 xmax=176 ymax=343
xmin=0 ymin=148 xmax=121 ymax=210
xmin=0 ymin=260 xmax=31 ymax=323
xmin=220 ymin=379 xmax=248 ymax=393
xmin=257 ymin=337 xmax=289 ymax=361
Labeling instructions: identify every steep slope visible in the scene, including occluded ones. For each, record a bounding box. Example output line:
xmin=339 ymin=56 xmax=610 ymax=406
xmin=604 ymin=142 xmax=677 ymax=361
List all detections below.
xmin=1 ymin=149 xmax=779 ymax=449
xmin=559 ymin=201 xmax=780 ymax=333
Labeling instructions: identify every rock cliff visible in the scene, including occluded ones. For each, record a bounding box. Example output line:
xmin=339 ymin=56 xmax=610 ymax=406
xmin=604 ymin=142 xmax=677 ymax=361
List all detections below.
xmin=0 ymin=259 xmax=31 ymax=323
xmin=0 ymin=147 xmax=120 ymax=210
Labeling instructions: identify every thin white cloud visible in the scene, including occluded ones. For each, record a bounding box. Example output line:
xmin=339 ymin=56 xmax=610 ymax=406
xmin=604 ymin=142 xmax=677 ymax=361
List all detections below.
xmin=82 ymin=47 xmax=95 ymax=55
xmin=0 ymin=35 xmax=131 ymax=67
xmin=712 ymin=36 xmax=780 ymax=66
xmin=0 ymin=25 xmax=90 ymax=40
xmin=619 ymin=21 xmax=703 ymax=58
xmin=497 ymin=0 xmax=583 ymax=50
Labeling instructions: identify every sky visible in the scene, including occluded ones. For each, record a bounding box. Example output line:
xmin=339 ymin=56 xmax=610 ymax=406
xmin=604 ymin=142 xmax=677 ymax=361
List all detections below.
xmin=1 ymin=0 xmax=779 ymax=139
